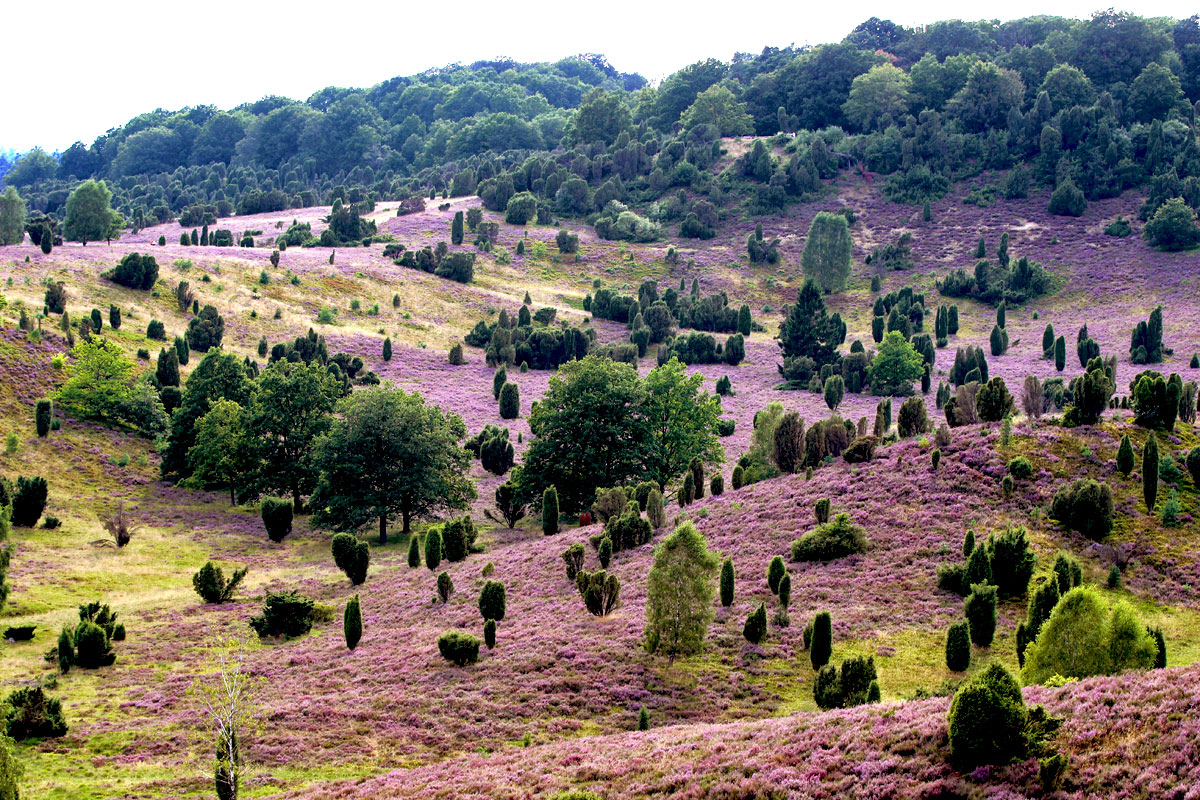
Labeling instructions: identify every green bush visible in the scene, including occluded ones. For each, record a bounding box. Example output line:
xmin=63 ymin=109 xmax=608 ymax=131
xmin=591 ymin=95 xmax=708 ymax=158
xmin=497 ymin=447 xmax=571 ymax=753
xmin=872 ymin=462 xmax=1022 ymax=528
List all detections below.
xmin=986 ymin=526 xmax=1036 ymax=598
xmin=35 ymin=399 xmax=51 ymax=438
xmin=810 ymin=611 xmax=832 ymax=669
xmin=576 ymin=569 xmax=620 ymax=616
xmin=542 ymin=487 xmax=559 ymax=536
xmin=1050 ymin=478 xmax=1114 ymax=539
xmin=1118 ymin=435 xmax=1136 ymax=476
xmin=790 ymin=513 xmax=868 ymax=562
xmin=743 ymin=602 xmax=767 ymax=644
xmin=964 ymin=583 xmax=998 ymax=647
xmin=249 ymin=591 xmax=315 ymax=638
xmin=947 ymin=661 xmax=1028 ymax=767
xmin=73 ymin=620 xmax=115 ymax=669
xmin=814 ymin=498 xmax=830 ymax=524
xmin=424 ymin=528 xmax=443 ymax=570
xmin=344 ymin=595 xmax=362 ymax=650
xmin=437 ymin=631 xmax=481 ymax=666
xmin=814 ymin=655 xmax=879 ymax=709
xmin=1022 ymin=586 xmax=1156 ymax=684
xmin=192 ymin=562 xmax=247 ymax=604
xmin=946 ymin=621 xmax=971 ymax=671
xmin=331 ymin=533 xmax=370 ymax=585
xmin=719 ymin=558 xmax=734 ymax=607
xmin=1142 ymin=197 xmax=1200 ymax=251
xmin=498 ymin=382 xmax=520 ymax=419
xmin=11 ymin=476 xmax=48 ymax=528
xmin=767 ymin=555 xmax=786 ymax=594
xmin=4 ymin=686 xmax=68 ymax=740
xmin=260 ymin=497 xmax=293 ymax=542
xmin=436 ymin=571 xmax=454 ymax=603
xmin=1047 ymin=179 xmax=1086 ymax=217
xmin=937 ymin=562 xmax=967 ymax=596
xmin=407 ymin=535 xmax=422 ymax=568
xmin=479 ymin=580 xmax=506 ymax=622
xmin=563 ymin=543 xmax=585 ymax=581
xmin=1007 ymin=456 xmax=1034 ymax=480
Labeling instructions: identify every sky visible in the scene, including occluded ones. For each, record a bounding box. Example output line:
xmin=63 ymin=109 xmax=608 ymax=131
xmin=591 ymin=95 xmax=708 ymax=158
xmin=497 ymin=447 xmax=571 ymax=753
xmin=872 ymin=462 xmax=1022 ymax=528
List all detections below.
xmin=6 ymin=0 xmax=1198 ymax=153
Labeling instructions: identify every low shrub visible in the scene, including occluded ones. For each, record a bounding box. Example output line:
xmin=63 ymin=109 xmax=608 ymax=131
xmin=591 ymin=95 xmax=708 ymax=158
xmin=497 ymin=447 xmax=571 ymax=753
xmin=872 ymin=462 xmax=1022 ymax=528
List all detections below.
xmin=964 ymin=583 xmax=998 ymax=647
xmin=814 ymin=655 xmax=879 ymax=709
xmin=743 ymin=602 xmax=767 ymax=644
xmin=249 ymin=591 xmax=315 ymax=638
xmin=192 ymin=562 xmax=247 ymax=604
xmin=576 ymin=569 xmax=620 ymax=616
xmin=437 ymin=631 xmax=481 ymax=666
xmin=1007 ymin=456 xmax=1034 ymax=480
xmin=4 ymin=686 xmax=68 ymax=740
xmin=790 ymin=513 xmax=867 ymax=562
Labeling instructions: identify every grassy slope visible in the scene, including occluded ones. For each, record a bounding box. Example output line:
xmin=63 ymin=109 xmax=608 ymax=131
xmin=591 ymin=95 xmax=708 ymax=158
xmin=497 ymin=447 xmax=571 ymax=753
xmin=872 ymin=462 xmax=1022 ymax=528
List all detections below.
xmin=0 ymin=174 xmax=1197 ymax=797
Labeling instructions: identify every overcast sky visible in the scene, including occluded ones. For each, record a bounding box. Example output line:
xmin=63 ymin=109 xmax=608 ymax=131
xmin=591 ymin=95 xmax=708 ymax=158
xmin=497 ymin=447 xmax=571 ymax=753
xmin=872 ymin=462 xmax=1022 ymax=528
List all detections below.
xmin=7 ymin=0 xmax=1197 ymax=153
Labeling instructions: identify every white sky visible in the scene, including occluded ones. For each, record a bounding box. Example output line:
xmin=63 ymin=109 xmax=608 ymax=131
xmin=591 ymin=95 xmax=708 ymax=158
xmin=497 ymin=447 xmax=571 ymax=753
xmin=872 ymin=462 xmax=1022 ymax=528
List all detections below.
xmin=6 ymin=0 xmax=1198 ymax=153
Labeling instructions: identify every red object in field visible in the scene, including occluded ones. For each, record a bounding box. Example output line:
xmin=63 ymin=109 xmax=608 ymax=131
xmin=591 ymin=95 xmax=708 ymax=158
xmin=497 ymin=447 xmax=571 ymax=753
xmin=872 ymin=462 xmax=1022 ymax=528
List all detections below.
xmin=579 ymin=512 xmax=593 ymax=526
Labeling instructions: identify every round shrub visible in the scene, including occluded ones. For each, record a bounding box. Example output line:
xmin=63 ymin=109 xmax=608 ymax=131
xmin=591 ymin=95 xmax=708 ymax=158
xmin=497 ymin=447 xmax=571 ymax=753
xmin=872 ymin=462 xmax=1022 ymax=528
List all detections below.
xmin=260 ymin=497 xmax=293 ymax=542
xmin=710 ymin=474 xmax=724 ymax=496
xmin=479 ymin=580 xmax=506 ymax=622
xmin=1143 ymin=197 xmax=1200 ymax=251
xmin=344 ymin=595 xmax=362 ymax=650
xmin=947 ymin=661 xmax=1028 ymax=768
xmin=1047 ymin=179 xmax=1086 ymax=217
xmin=1007 ymin=456 xmax=1034 ymax=480
xmin=437 ymin=631 xmax=481 ymax=666
xmin=791 ymin=513 xmax=867 ymax=562
xmin=1049 ymin=478 xmax=1114 ymax=539
xmin=946 ymin=621 xmax=971 ymax=672
xmin=4 ymin=686 xmax=68 ymax=740
xmin=597 ymin=536 xmax=612 ymax=568
xmin=743 ymin=602 xmax=767 ymax=644
xmin=331 ymin=533 xmax=370 ymax=585
xmin=897 ymin=396 xmax=930 ymax=437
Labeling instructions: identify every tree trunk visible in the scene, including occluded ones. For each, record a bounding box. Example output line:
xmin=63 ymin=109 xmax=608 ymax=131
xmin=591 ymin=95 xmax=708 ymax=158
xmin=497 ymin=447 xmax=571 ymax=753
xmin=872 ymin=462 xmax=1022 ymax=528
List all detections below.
xmin=229 ymin=484 xmax=236 ymax=506
xmin=378 ymin=513 xmax=388 ymax=545
xmin=292 ymin=487 xmax=302 ymax=515
xmin=402 ymin=509 xmax=412 ymax=535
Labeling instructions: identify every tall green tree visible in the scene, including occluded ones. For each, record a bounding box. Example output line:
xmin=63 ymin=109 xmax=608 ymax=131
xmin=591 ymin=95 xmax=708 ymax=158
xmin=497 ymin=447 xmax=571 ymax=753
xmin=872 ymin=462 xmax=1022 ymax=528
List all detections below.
xmin=680 ymin=85 xmax=754 ymax=136
xmin=801 ymin=212 xmax=852 ymax=293
xmin=55 ymin=338 xmax=136 ymax=423
xmin=520 ymin=355 xmax=650 ymax=514
xmin=641 ymin=358 xmax=723 ymax=492
xmin=185 ymin=399 xmax=253 ymax=505
xmin=777 ymin=279 xmax=846 ymax=373
xmin=310 ymin=386 xmax=474 ymax=543
xmin=842 ymin=63 xmax=911 ymax=131
xmin=62 ymin=179 xmax=118 ymax=246
xmin=644 ymin=521 xmax=720 ymax=662
xmin=569 ymin=91 xmax=633 ymax=146
xmin=0 ymin=187 xmax=26 ymax=245
xmin=162 ymin=350 xmax=251 ymax=482
xmin=246 ymin=361 xmax=340 ymax=510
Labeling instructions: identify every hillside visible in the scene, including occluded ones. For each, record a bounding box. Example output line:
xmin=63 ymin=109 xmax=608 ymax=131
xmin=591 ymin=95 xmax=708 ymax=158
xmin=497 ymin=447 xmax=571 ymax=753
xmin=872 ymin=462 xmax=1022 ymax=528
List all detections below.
xmin=0 ymin=157 xmax=1198 ymax=799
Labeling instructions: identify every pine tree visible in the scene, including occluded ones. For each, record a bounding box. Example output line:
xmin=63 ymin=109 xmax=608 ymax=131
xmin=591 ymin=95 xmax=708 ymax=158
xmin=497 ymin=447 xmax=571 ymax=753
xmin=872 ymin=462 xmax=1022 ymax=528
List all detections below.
xmin=407 ymin=535 xmax=421 ymax=568
xmin=637 ymin=706 xmax=649 ymax=731
xmin=1054 ymin=336 xmax=1066 ymax=371
xmin=425 ymin=528 xmax=442 ymax=571
xmin=382 ymin=337 xmax=392 ymax=361
xmin=451 ymin=211 xmax=464 ymax=245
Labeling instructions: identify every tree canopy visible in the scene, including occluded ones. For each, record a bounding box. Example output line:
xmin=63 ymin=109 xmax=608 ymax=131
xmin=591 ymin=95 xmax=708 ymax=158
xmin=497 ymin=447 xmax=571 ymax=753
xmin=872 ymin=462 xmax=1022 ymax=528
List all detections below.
xmin=644 ymin=521 xmax=720 ymax=661
xmin=310 ymin=386 xmax=474 ymax=543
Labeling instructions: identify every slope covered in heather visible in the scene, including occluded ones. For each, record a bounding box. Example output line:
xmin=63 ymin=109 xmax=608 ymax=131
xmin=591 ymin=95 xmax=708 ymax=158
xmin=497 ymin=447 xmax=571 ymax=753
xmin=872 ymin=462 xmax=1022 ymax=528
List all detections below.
xmin=0 ymin=168 xmax=1199 ymax=799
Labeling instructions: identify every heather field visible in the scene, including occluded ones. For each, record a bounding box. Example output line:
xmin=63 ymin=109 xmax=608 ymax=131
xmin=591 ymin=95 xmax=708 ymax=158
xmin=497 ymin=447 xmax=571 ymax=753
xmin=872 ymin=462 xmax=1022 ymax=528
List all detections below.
xmin=2 ymin=173 xmax=1200 ymax=799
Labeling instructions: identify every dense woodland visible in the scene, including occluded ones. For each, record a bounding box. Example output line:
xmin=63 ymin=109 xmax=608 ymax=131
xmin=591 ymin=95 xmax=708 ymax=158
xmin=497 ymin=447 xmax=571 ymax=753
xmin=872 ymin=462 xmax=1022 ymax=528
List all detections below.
xmin=0 ymin=11 xmax=1199 ymax=800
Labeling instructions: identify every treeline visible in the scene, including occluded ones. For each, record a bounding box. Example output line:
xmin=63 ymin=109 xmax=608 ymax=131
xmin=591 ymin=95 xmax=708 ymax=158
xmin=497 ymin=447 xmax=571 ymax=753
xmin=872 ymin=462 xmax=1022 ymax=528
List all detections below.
xmin=4 ymin=13 xmax=1200 ymax=235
